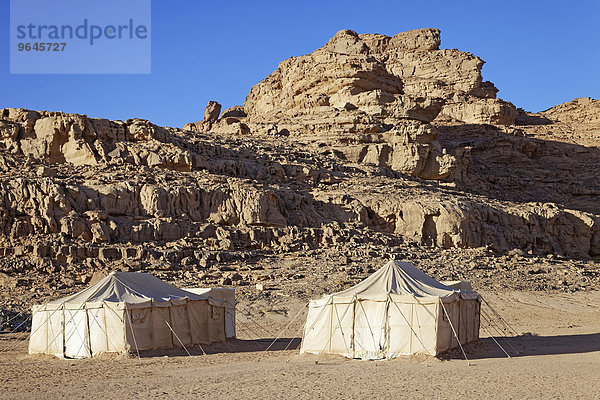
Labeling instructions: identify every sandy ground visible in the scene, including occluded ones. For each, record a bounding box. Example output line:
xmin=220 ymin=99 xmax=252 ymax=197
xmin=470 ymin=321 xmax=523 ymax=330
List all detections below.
xmin=1 ymin=290 xmax=599 ymax=399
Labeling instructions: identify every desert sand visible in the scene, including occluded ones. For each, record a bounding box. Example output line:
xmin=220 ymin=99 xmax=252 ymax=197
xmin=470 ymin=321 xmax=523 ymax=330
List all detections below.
xmin=1 ymin=290 xmax=599 ymax=399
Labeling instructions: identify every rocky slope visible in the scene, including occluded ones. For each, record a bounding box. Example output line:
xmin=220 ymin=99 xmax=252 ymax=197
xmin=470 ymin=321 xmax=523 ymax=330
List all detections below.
xmin=1 ymin=28 xmax=599 ymax=319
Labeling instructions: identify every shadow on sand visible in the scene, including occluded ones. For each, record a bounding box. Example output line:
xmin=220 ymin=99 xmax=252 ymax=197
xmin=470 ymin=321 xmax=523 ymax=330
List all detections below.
xmin=138 ymin=332 xmax=600 ymax=360
xmin=136 ymin=337 xmax=302 ymax=358
xmin=443 ymin=332 xmax=600 ymax=360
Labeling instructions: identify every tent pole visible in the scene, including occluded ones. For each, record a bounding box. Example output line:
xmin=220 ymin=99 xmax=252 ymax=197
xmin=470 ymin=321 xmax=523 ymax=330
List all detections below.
xmin=384 ymin=295 xmax=391 ymax=359
xmin=61 ymin=305 xmax=65 ymax=359
xmin=328 ymin=299 xmax=333 ymax=354
xmin=124 ymin=305 xmax=142 ymax=362
xmin=103 ymin=302 xmax=110 ymax=352
xmin=351 ymin=295 xmax=357 ymax=359
xmin=440 ymin=300 xmax=470 ymax=365
xmin=165 ymin=320 xmax=191 ymax=356
xmin=409 ymin=303 xmax=414 ymax=354
xmin=332 ymin=300 xmax=353 ymax=357
xmin=184 ymin=300 xmax=194 ymax=346
xmin=85 ymin=305 xmax=92 ymax=357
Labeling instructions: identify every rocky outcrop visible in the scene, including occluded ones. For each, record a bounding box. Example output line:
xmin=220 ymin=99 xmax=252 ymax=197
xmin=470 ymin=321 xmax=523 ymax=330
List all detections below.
xmin=1 ymin=28 xmax=599 ymax=306
xmin=239 ymin=28 xmax=518 ymax=179
xmin=367 ymin=198 xmax=599 ymax=258
xmin=515 ymin=97 xmax=600 ymax=149
xmin=2 ymin=103 xmax=598 ymax=260
xmin=203 ymin=101 xmax=222 ymax=122
xmin=438 ymin=98 xmax=518 ymax=125
xmin=184 ymin=101 xmax=250 ymax=136
xmin=540 ymin=97 xmax=600 ymax=125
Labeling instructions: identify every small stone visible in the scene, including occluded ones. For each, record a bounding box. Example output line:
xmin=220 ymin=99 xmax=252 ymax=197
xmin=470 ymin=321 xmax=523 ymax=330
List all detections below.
xmin=220 ymin=277 xmax=232 ymax=286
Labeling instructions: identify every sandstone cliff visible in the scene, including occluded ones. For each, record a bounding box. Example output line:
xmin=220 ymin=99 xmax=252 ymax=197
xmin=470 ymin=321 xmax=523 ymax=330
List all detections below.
xmin=0 ymin=28 xmax=598 ymax=310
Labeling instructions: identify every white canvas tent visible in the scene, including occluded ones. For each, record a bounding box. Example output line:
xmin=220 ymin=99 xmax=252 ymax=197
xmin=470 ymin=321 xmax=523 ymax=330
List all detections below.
xmin=300 ymin=260 xmax=481 ymax=360
xmin=28 ymin=271 xmax=227 ymax=358
xmin=185 ymin=287 xmax=236 ymax=338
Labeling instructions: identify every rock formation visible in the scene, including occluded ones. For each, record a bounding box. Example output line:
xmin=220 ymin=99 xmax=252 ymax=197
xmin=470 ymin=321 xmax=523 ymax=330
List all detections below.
xmin=0 ymin=28 xmax=598 ymax=306
xmin=186 ymin=28 xmax=518 ymax=180
xmin=203 ymin=101 xmax=222 ymax=122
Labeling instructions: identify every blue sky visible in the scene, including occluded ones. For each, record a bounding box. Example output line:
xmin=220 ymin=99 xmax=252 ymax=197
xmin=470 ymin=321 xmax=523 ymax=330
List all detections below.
xmin=1 ymin=0 xmax=599 ymax=127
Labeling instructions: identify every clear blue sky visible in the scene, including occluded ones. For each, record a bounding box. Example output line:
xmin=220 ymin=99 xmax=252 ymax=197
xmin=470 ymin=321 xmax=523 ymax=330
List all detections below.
xmin=1 ymin=0 xmax=599 ymax=128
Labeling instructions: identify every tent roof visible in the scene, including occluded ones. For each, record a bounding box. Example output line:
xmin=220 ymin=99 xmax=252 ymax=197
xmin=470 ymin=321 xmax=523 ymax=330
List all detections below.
xmin=45 ymin=271 xmax=209 ymax=306
xmin=331 ymin=260 xmax=462 ymax=299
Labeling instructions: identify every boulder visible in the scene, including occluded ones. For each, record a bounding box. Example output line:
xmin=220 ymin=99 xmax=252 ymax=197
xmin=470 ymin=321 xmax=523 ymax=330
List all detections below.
xmin=203 ymin=101 xmax=222 ymax=122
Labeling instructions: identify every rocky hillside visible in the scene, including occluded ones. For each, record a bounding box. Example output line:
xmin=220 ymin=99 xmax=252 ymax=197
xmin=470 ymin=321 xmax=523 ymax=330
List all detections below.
xmin=1 ymin=28 xmax=599 ymax=315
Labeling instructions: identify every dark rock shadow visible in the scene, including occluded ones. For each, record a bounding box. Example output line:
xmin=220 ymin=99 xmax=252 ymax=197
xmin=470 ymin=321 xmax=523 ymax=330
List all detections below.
xmin=438 ymin=123 xmax=600 ymax=215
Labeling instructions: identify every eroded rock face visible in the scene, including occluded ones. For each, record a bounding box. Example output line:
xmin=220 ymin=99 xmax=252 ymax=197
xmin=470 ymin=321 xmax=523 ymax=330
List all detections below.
xmin=1 ymin=29 xmax=598 ymax=302
xmin=240 ymin=28 xmax=517 ymax=179
xmin=245 ymin=28 xmax=509 ymax=121
xmin=439 ymin=98 xmax=519 ymax=125
xmin=181 ymin=28 xmax=519 ymax=179
xmin=541 ymin=97 xmax=600 ymax=125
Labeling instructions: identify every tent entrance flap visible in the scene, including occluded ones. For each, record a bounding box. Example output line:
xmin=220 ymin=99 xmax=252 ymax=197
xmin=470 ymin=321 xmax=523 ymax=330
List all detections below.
xmin=353 ymin=300 xmax=387 ymax=359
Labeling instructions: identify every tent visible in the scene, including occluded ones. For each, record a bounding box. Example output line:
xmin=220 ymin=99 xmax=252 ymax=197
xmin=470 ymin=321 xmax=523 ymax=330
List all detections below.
xmin=28 ymin=271 xmax=227 ymax=358
xmin=442 ymin=280 xmax=474 ymax=292
xmin=184 ymin=287 xmax=236 ymax=338
xmin=300 ymin=260 xmax=480 ymax=360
